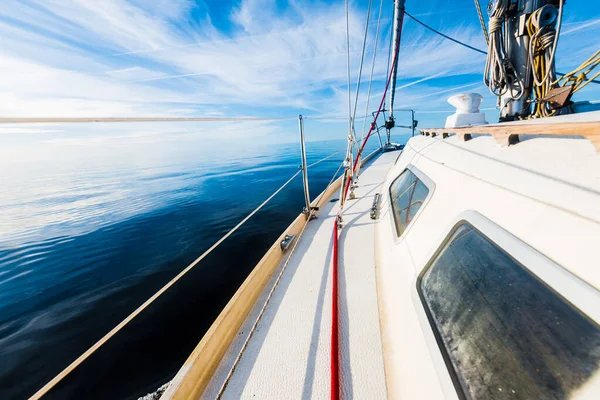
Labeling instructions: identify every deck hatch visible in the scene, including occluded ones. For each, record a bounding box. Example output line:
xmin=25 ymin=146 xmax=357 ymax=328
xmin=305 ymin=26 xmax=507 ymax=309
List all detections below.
xmin=418 ymin=222 xmax=600 ymax=399
xmin=389 ymin=168 xmax=429 ymax=236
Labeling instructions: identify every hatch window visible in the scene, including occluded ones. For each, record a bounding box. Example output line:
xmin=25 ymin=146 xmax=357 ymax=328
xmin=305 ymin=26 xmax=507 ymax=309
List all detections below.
xmin=389 ymin=169 xmax=429 ymax=236
xmin=418 ymin=223 xmax=600 ymax=399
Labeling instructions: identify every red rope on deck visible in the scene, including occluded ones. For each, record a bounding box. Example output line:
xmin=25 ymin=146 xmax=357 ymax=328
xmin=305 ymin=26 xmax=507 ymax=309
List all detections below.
xmin=331 ymin=219 xmax=340 ymax=400
xmin=331 ymin=6 xmax=405 ymax=399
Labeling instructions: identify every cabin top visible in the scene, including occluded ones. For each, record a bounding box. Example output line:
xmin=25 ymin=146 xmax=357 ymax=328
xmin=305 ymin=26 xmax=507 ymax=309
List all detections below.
xmin=376 ymin=126 xmax=600 ymax=399
xmin=383 ymin=126 xmax=600 ymax=300
xmin=416 ymin=129 xmax=600 ymax=194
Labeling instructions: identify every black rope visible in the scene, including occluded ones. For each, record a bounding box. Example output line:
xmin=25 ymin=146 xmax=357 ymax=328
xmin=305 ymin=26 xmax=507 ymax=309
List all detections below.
xmin=405 ymin=10 xmax=600 ymax=85
xmin=404 ymin=11 xmax=487 ymax=55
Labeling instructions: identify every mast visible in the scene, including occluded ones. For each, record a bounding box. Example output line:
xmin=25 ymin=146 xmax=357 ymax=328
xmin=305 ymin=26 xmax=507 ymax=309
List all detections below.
xmin=485 ymin=0 xmax=562 ymax=120
xmin=385 ymin=0 xmax=406 ymax=142
xmin=387 ymin=0 xmax=406 ymax=121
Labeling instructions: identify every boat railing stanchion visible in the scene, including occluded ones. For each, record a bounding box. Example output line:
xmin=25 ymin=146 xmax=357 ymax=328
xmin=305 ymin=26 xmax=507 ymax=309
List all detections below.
xmin=298 ymin=114 xmax=314 ymax=219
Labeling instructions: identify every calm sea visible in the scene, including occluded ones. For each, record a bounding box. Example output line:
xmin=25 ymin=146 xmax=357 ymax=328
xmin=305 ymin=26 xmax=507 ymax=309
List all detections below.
xmin=0 ymin=134 xmax=407 ymax=399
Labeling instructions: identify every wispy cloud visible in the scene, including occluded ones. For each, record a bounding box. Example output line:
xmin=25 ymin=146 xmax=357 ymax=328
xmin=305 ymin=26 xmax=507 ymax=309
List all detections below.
xmin=0 ymin=0 xmax=598 ymax=136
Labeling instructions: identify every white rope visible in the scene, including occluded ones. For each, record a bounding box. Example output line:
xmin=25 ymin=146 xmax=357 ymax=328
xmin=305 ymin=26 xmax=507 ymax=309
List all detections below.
xmin=306 ymin=148 xmax=345 ymax=169
xmin=361 ymin=0 xmax=385 ymax=142
xmin=28 ymin=170 xmax=302 ymax=400
xmin=484 ymin=0 xmax=509 ymax=97
xmin=483 ymin=0 xmax=524 ymax=101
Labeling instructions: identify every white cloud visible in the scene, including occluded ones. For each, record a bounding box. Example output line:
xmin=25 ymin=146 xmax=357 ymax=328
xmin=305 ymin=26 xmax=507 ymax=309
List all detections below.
xmin=0 ymin=0 xmax=597 ymax=131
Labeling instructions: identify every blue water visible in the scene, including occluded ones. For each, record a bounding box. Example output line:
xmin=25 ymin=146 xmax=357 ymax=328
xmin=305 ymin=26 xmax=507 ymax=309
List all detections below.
xmin=0 ymin=135 xmax=407 ymax=399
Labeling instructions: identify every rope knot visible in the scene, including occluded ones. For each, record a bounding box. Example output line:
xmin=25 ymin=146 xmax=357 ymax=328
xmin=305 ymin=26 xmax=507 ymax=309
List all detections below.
xmin=488 ymin=16 xmax=503 ymax=34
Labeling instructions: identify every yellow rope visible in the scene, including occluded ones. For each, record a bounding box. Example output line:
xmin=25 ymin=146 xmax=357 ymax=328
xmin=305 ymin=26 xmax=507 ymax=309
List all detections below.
xmin=554 ymin=49 xmax=600 ymax=94
xmin=525 ymin=1 xmax=599 ymax=118
xmin=527 ymin=4 xmax=561 ymax=118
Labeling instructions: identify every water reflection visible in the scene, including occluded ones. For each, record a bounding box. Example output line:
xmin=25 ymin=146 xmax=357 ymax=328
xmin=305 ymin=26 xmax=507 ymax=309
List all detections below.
xmin=0 ymin=129 xmax=404 ymax=399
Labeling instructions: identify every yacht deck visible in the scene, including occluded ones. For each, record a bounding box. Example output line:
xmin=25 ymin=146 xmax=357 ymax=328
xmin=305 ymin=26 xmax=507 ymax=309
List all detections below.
xmin=200 ymin=151 xmax=398 ymax=399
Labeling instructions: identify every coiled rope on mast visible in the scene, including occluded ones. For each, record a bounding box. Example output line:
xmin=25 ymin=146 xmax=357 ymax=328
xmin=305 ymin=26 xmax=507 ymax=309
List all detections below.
xmin=528 ymin=1 xmax=563 ymax=87
xmin=527 ymin=1 xmax=564 ymax=118
xmin=472 ymin=0 xmax=599 ymax=117
xmin=409 ymin=2 xmax=599 ymax=119
xmin=483 ymin=0 xmax=525 ymax=100
xmin=470 ymin=1 xmax=598 ymax=87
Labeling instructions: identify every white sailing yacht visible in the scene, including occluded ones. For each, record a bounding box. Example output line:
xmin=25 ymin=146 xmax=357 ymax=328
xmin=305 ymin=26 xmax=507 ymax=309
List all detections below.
xmin=156 ymin=1 xmax=600 ymax=399
xmin=19 ymin=0 xmax=600 ymax=399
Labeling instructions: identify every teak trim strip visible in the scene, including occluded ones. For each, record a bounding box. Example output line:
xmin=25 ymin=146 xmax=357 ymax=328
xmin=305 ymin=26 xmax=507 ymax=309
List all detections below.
xmin=161 ymin=149 xmax=382 ymax=400
xmin=420 ymin=121 xmax=600 ymax=151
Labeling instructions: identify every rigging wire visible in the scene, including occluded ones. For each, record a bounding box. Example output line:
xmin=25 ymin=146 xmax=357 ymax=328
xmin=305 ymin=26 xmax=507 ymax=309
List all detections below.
xmin=473 ymin=0 xmax=489 ymax=46
xmin=306 ymin=148 xmax=345 ymax=169
xmin=404 ymin=11 xmax=487 ymax=55
xmin=361 ymin=0 xmax=386 ymax=142
xmin=405 ymin=9 xmax=600 ymax=87
xmin=315 ymin=160 xmax=346 ymax=207
xmin=345 ymin=0 xmax=353 ymax=138
xmin=351 ymin=0 xmax=374 ymax=127
xmin=342 ymin=0 xmax=355 ymax=213
xmin=342 ymin=11 xmax=404 ymax=211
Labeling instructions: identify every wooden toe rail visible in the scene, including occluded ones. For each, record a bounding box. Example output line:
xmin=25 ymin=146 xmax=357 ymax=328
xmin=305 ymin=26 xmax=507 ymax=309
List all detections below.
xmin=420 ymin=121 xmax=600 ymax=152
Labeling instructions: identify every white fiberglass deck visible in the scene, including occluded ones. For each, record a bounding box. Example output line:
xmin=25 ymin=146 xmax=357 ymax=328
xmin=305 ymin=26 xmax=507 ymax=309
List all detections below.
xmin=201 ymin=151 xmax=398 ymax=399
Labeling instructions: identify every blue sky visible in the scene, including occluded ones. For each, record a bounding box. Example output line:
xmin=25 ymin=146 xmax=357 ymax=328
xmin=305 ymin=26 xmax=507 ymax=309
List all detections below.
xmin=0 ymin=0 xmax=599 ymax=144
